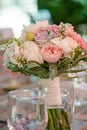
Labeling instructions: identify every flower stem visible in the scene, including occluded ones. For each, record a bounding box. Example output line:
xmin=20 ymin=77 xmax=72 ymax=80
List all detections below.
xmin=46 ymin=108 xmax=71 ymax=130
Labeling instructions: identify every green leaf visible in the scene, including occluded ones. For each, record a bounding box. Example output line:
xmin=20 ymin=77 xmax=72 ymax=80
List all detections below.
xmin=66 ymin=68 xmax=87 ymax=73
xmin=72 ymin=54 xmax=87 ymax=66
xmin=57 ymin=57 xmax=71 ymax=75
xmin=23 ymin=65 xmax=49 ymax=78
xmin=7 ymin=62 xmax=49 ymax=79
xmin=57 ymin=57 xmax=71 ymax=69
xmin=7 ymin=62 xmax=22 ymax=72
xmin=72 ymin=47 xmax=82 ymax=61
xmin=27 ymin=61 xmax=40 ymax=69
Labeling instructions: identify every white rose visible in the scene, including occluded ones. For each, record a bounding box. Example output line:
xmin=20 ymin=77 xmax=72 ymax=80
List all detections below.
xmin=4 ymin=42 xmax=20 ymax=65
xmin=21 ymin=41 xmax=43 ymax=64
xmin=51 ymin=37 xmax=78 ymax=53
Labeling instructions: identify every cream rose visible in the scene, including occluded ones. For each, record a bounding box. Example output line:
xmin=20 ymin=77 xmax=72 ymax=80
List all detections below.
xmin=51 ymin=37 xmax=78 ymax=53
xmin=20 ymin=41 xmax=43 ymax=64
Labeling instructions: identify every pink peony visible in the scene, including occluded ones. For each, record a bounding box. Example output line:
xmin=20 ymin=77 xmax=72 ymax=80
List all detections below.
xmin=40 ymin=43 xmax=63 ymax=63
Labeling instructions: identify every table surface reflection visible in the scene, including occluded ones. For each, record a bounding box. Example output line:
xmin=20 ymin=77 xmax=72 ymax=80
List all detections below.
xmin=0 ymin=120 xmax=87 ymax=130
xmin=72 ymin=120 xmax=87 ymax=130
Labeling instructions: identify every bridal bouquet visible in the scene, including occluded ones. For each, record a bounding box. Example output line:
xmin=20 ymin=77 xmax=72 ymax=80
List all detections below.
xmin=3 ymin=21 xmax=87 ymax=78
xmin=1 ymin=21 xmax=87 ymax=130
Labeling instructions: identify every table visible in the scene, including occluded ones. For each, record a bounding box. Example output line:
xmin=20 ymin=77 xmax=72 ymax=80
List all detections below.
xmin=72 ymin=120 xmax=87 ymax=130
xmin=0 ymin=120 xmax=87 ymax=130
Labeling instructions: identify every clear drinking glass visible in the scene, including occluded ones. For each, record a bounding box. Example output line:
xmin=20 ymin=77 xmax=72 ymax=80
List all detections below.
xmin=7 ymin=89 xmax=48 ymax=130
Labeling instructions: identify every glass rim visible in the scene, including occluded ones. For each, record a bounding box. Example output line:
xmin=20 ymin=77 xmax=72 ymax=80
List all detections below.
xmin=8 ymin=89 xmax=46 ymax=99
xmin=8 ymin=89 xmax=32 ymax=94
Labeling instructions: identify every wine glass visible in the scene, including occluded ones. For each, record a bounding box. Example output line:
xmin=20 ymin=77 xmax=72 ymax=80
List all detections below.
xmin=7 ymin=89 xmax=48 ymax=130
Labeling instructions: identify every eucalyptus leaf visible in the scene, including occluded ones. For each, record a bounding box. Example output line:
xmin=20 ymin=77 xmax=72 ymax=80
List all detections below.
xmin=7 ymin=62 xmax=22 ymax=72
xmin=27 ymin=61 xmax=40 ymax=69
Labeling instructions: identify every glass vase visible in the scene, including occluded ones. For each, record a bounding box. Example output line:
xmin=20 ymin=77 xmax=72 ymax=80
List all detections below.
xmin=40 ymin=77 xmax=74 ymax=130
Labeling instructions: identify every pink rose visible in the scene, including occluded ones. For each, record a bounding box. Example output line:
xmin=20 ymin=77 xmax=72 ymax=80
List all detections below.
xmin=36 ymin=20 xmax=49 ymax=28
xmin=22 ymin=24 xmax=38 ymax=35
xmin=69 ymin=33 xmax=87 ymax=50
xmin=65 ymin=23 xmax=74 ymax=35
xmin=47 ymin=24 xmax=59 ymax=36
xmin=21 ymin=21 xmax=49 ymax=41
xmin=40 ymin=43 xmax=63 ymax=63
xmin=26 ymin=20 xmax=48 ymax=34
xmin=64 ymin=23 xmax=87 ymax=50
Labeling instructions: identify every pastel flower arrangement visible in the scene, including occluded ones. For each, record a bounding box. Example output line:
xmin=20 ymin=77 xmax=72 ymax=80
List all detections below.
xmin=1 ymin=20 xmax=87 ymax=130
xmin=2 ymin=20 xmax=87 ymax=78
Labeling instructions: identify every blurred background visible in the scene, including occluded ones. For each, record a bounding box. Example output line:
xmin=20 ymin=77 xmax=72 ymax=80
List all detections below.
xmin=0 ymin=0 xmax=87 ymax=37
